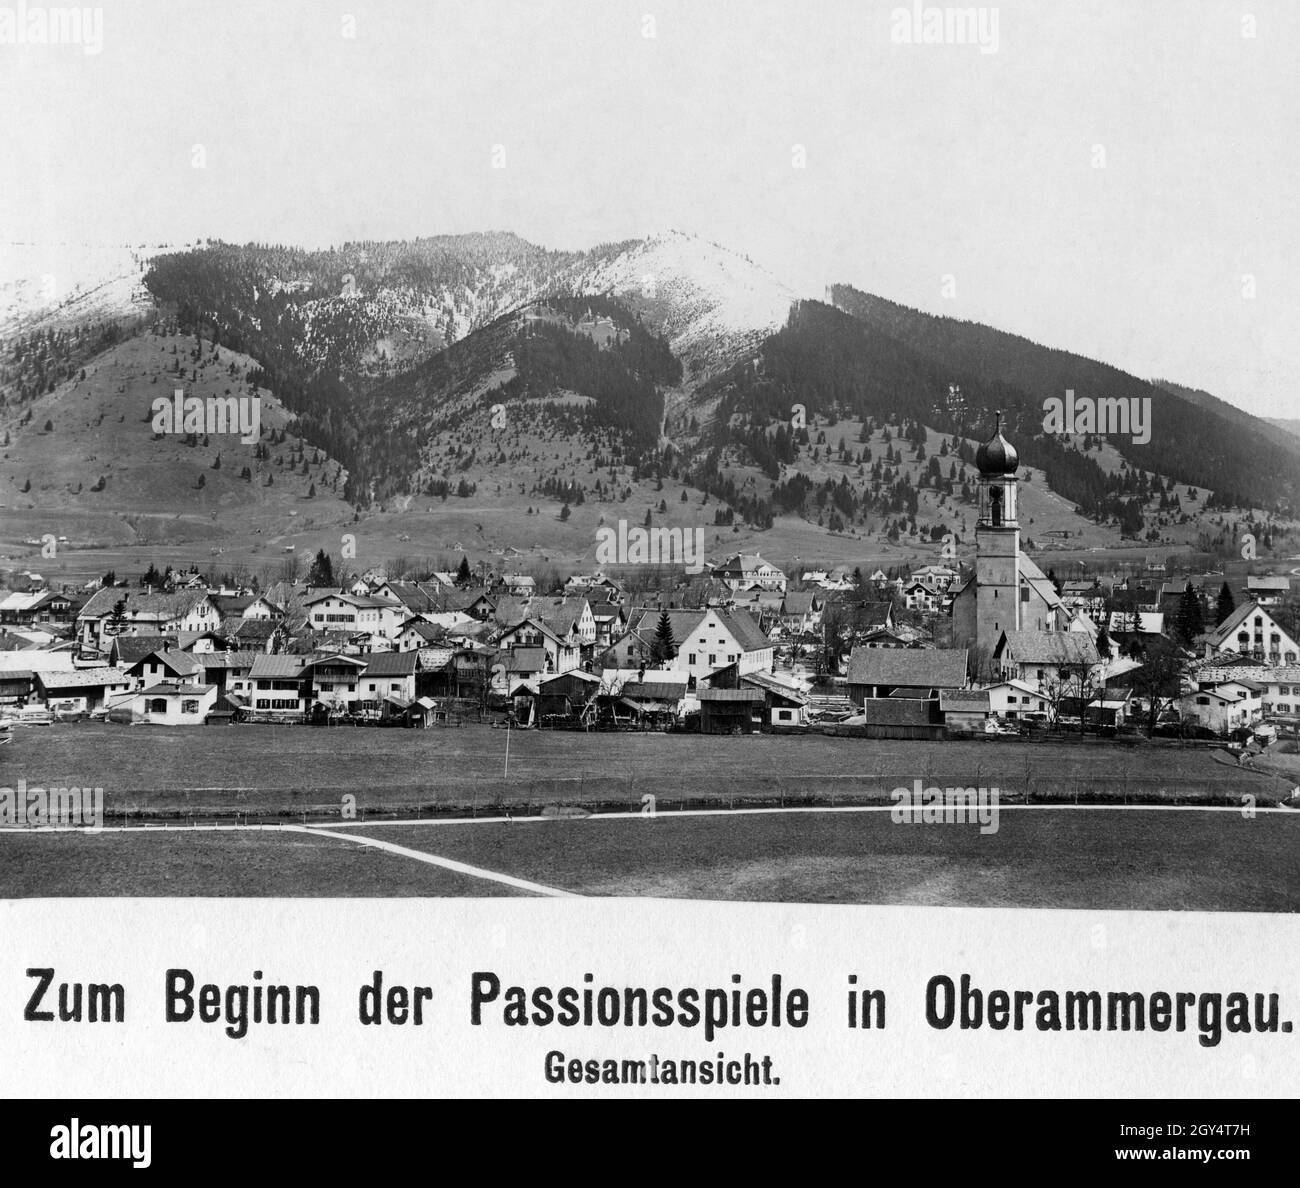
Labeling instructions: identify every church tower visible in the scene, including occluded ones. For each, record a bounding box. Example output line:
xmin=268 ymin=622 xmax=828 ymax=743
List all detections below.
xmin=973 ymin=411 xmax=1020 ymax=654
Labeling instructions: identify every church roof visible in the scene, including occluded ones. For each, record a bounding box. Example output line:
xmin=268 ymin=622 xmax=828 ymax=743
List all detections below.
xmin=975 ymin=411 xmax=1018 ymax=476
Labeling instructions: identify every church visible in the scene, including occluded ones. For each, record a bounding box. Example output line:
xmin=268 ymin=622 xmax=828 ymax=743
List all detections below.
xmin=950 ymin=414 xmax=1088 ymax=668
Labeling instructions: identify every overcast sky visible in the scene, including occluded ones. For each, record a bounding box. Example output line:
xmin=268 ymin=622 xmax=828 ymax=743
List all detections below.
xmin=2 ymin=0 xmax=1296 ymax=419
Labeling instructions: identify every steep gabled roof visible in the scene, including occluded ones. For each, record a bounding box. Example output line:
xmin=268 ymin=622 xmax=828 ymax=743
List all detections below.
xmin=847 ymin=648 xmax=968 ymax=689
xmin=248 ymin=655 xmax=308 ymax=680
xmin=1206 ymin=600 xmax=1287 ymax=646
xmin=78 ymin=588 xmax=213 ymax=620
xmin=361 ymin=651 xmax=419 ymax=677
xmin=37 ymin=667 xmax=133 ymax=690
xmin=127 ymin=649 xmax=203 ymax=678
xmin=997 ymin=631 xmax=1100 ymax=666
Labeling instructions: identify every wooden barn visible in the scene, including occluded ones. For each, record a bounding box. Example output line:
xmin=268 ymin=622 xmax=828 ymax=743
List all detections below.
xmin=698 ymin=687 xmax=766 ymax=734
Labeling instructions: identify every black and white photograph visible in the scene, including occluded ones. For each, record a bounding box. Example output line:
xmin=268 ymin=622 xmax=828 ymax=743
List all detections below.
xmin=1 ymin=0 xmax=1297 ymax=1128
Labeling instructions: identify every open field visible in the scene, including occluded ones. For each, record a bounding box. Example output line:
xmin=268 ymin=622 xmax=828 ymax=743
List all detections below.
xmin=349 ymin=809 xmax=1300 ymax=909
xmin=0 ymin=722 xmax=1284 ymax=822
xmin=2 ymin=807 xmax=1296 ymax=907
xmin=0 ymin=828 xmax=521 ymax=896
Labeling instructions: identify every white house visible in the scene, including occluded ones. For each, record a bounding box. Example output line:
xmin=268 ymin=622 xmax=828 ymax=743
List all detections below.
xmin=76 ymin=589 xmax=221 ymax=651
xmin=610 ymin=608 xmax=775 ymax=685
xmin=247 ymin=655 xmax=308 ymax=716
xmin=713 ymin=553 xmax=787 ymax=593
xmin=979 ymin=678 xmax=1054 ymax=722
xmin=495 ymin=617 xmax=579 ymax=675
xmin=125 ymin=647 xmax=204 ymax=690
xmin=132 ymin=682 xmax=219 ymax=725
xmin=1179 ymin=679 xmax=1264 ymax=735
xmin=1203 ymin=602 xmax=1300 ymax=665
xmin=302 ymin=591 xmax=406 ymax=642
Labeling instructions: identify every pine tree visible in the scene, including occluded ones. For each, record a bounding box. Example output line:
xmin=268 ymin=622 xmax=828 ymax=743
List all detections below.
xmin=1175 ymin=584 xmax=1205 ymax=645
xmin=306 ymin=549 xmax=335 ymax=587
xmin=651 ymin=610 xmax=676 ymax=664
xmin=457 ymin=556 xmax=472 ymax=584
xmin=1215 ymin=582 xmax=1236 ymax=625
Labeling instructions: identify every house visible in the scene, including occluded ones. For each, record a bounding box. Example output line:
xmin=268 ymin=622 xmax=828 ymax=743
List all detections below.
xmin=779 ymin=591 xmax=823 ymax=635
xmin=301 ymin=591 xmax=406 ymax=642
xmin=701 ymin=665 xmax=810 ymax=730
xmin=1178 ymin=679 xmax=1264 ymax=735
xmin=247 ymin=655 xmax=309 ymax=717
xmin=371 ymin=581 xmax=445 ymax=616
xmin=939 ymin=689 xmax=991 ymax=733
xmin=223 ymin=617 xmax=284 ymax=652
xmin=902 ymin=579 xmax=943 ymax=613
xmin=499 ymin=647 xmax=551 ymax=692
xmin=994 ymin=631 xmax=1101 ymax=690
xmin=501 ymin=573 xmax=536 ymax=598
xmin=911 ymin=563 xmax=961 ymax=591
xmin=713 ymin=553 xmax=787 ymax=593
xmin=1193 ymin=664 xmax=1300 ymax=734
xmin=1203 ymin=602 xmax=1300 ymax=664
xmin=530 ymin=597 xmax=598 ymax=646
xmin=564 ymin=574 xmax=626 ymax=603
xmin=1060 ymin=581 xmax=1106 ymax=622
xmin=110 ymin=635 xmax=175 ymax=667
xmin=195 ymin=650 xmax=262 ymax=701
xmin=614 ymin=678 xmax=689 ymax=728
xmin=76 ymin=589 xmax=221 ymax=652
xmin=846 ymin=648 xmax=968 ymax=702
xmin=610 ymin=608 xmax=774 ymax=685
xmin=587 ymin=600 xmax=627 ymax=648
xmin=1245 ymin=575 xmax=1291 ymax=606
xmin=858 ymin=625 xmax=920 ymax=649
xmin=395 ymin=620 xmax=448 ymax=653
xmin=853 ymin=601 xmax=895 ymax=633
xmin=125 ymin=647 xmax=205 ymax=690
xmin=980 ymin=679 xmax=1053 ymax=722
xmin=35 ymin=668 xmax=134 ymax=713
xmin=303 ymin=653 xmax=369 ymax=711
xmin=0 ymin=589 xmax=80 ymax=630
xmin=131 ymin=682 xmax=219 ymax=725
xmin=495 ymin=616 xmax=579 ymax=676
xmin=357 ymin=650 xmax=422 ymax=713
xmin=730 ymin=589 xmax=785 ymax=633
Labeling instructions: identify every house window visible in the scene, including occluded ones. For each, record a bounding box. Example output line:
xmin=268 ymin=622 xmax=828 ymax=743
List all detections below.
xmin=182 ymin=699 xmax=199 ymax=714
xmin=708 ymin=655 xmax=716 ymax=666
xmin=777 ymin=709 xmax=793 ymax=722
xmin=688 ymin=653 xmax=696 ymax=665
xmin=148 ymin=698 xmax=167 ymax=714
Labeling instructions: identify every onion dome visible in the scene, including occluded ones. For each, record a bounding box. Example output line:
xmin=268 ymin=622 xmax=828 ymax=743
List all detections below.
xmin=975 ymin=411 xmax=1018 ymax=476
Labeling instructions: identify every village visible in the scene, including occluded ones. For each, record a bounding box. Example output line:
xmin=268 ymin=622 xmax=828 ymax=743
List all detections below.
xmin=1 ymin=421 xmax=1297 ymax=757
